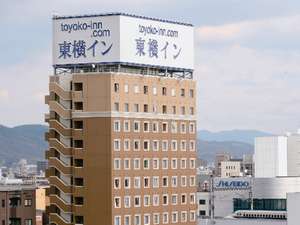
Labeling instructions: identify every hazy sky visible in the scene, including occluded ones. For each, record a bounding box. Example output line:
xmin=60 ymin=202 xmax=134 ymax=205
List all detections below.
xmin=1 ymin=0 xmax=300 ymax=133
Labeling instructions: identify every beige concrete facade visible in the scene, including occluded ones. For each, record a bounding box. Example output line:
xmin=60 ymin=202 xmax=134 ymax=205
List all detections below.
xmin=46 ymin=72 xmax=197 ymax=225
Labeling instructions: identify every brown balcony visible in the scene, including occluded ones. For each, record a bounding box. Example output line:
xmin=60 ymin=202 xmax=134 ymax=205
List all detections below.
xmin=48 ymin=176 xmax=72 ymax=194
xmin=49 ymin=213 xmax=73 ymax=225
xmin=49 ymin=101 xmax=71 ymax=119
xmin=48 ymin=158 xmax=72 ymax=175
xmin=49 ymin=82 xmax=71 ymax=100
xmin=45 ymin=95 xmax=50 ymax=104
xmin=49 ymin=120 xmax=72 ymax=137
xmin=49 ymin=139 xmax=72 ymax=156
xmin=49 ymin=195 xmax=72 ymax=212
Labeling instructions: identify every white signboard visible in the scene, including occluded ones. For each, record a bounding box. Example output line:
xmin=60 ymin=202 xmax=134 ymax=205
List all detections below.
xmin=52 ymin=14 xmax=194 ymax=70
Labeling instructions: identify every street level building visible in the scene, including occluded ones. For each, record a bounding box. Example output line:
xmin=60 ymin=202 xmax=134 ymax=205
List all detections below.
xmin=45 ymin=13 xmax=197 ymax=225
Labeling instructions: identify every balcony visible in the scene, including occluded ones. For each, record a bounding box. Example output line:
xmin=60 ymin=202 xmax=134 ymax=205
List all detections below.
xmin=49 ymin=213 xmax=72 ymax=225
xmin=49 ymin=82 xmax=72 ymax=100
xmin=49 ymin=195 xmax=72 ymax=213
xmin=49 ymin=139 xmax=72 ymax=156
xmin=45 ymin=113 xmax=50 ymax=123
xmin=49 ymin=120 xmax=72 ymax=137
xmin=48 ymin=176 xmax=72 ymax=194
xmin=48 ymin=158 xmax=72 ymax=175
xmin=49 ymin=101 xmax=71 ymax=119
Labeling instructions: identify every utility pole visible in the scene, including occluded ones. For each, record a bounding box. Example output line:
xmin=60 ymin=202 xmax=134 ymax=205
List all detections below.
xmin=210 ymin=174 xmax=216 ymax=224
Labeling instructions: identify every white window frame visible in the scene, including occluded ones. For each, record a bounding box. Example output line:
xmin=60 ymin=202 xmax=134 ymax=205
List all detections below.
xmin=171 ymin=211 xmax=178 ymax=223
xmin=134 ymin=177 xmax=141 ymax=189
xmin=180 ymin=140 xmax=187 ymax=151
xmin=153 ymin=195 xmax=159 ymax=206
xmin=181 ymin=211 xmax=187 ymax=223
xmin=171 ymin=121 xmax=177 ymax=133
xmin=190 ymin=211 xmax=196 ymax=222
xmin=133 ymin=121 xmax=140 ymax=132
xmin=181 ymin=158 xmax=187 ymax=169
xmin=171 ymin=158 xmax=177 ymax=169
xmin=189 ymin=122 xmax=195 ymax=133
xmin=152 ymin=121 xmax=159 ymax=133
xmin=162 ymin=122 xmax=168 ymax=133
xmin=114 ymin=216 xmax=121 ymax=225
xmin=114 ymin=177 xmax=121 ymax=189
xmin=152 ymin=140 xmax=159 ymax=151
xmin=180 ymin=122 xmax=186 ymax=134
xmin=114 ymin=120 xmax=121 ymax=132
xmin=144 ymin=214 xmax=151 ymax=225
xmin=133 ymin=139 xmax=140 ymax=151
xmin=134 ymin=196 xmax=141 ymax=207
xmin=153 ymin=86 xmax=157 ymax=95
xmin=124 ymin=196 xmax=131 ymax=208
xmin=134 ymin=215 xmax=141 ymax=225
xmin=114 ymin=139 xmax=121 ymax=151
xmin=153 ymin=176 xmax=159 ymax=188
xmin=162 ymin=194 xmax=168 ymax=206
xmin=143 ymin=195 xmax=151 ymax=207
xmin=124 ymin=177 xmax=130 ymax=189
xmin=144 ymin=176 xmax=150 ymax=188
xmin=153 ymin=158 xmax=159 ymax=170
xmin=162 ymin=158 xmax=168 ymax=169
xmin=163 ymin=212 xmax=169 ymax=224
xmin=114 ymin=196 xmax=121 ymax=208
xmin=171 ymin=140 xmax=177 ymax=151
xmin=124 ymin=139 xmax=130 ymax=151
xmin=143 ymin=121 xmax=150 ymax=132
xmin=162 ymin=140 xmax=168 ymax=152
xmin=124 ymin=158 xmax=130 ymax=170
xmin=171 ymin=88 xmax=176 ymax=97
xmin=143 ymin=140 xmax=150 ymax=151
xmin=114 ymin=158 xmax=121 ymax=170
xmin=162 ymin=176 xmax=168 ymax=187
xmin=124 ymin=215 xmax=131 ymax=225
xmin=124 ymin=120 xmax=130 ymax=132
xmin=143 ymin=158 xmax=150 ymax=170
xmin=133 ymin=158 xmax=140 ymax=170
xmin=171 ymin=176 xmax=177 ymax=187
xmin=171 ymin=194 xmax=178 ymax=205
xmin=190 ymin=176 xmax=196 ymax=187
xmin=153 ymin=213 xmax=160 ymax=225
xmin=189 ymin=140 xmax=196 ymax=151
xmin=181 ymin=176 xmax=187 ymax=187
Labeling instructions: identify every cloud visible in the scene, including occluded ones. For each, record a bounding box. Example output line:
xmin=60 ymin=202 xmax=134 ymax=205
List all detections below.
xmin=0 ymin=89 xmax=9 ymax=99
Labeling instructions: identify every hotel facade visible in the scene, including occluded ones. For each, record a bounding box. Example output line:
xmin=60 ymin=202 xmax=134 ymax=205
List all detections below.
xmin=46 ymin=13 xmax=197 ymax=225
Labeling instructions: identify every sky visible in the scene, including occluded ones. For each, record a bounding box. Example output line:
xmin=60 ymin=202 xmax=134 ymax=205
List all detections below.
xmin=1 ymin=0 xmax=300 ymax=133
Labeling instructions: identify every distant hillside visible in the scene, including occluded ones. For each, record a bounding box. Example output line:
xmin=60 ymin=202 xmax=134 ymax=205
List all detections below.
xmin=198 ymin=129 xmax=273 ymax=145
xmin=0 ymin=124 xmax=48 ymax=166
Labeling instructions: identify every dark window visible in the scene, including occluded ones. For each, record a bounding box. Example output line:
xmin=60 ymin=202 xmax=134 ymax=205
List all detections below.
xmin=9 ymin=197 xmax=21 ymax=208
xmin=2 ymin=220 xmax=5 ymax=225
xmin=74 ymin=159 xmax=83 ymax=167
xmin=74 ymin=83 xmax=83 ymax=91
xmin=74 ymin=121 xmax=83 ymax=129
xmin=143 ymin=86 xmax=148 ymax=94
xmin=200 ymin=210 xmax=206 ymax=216
xmin=180 ymin=88 xmax=185 ymax=97
xmin=162 ymin=105 xmax=167 ymax=114
xmin=74 ymin=178 xmax=84 ymax=186
xmin=74 ymin=140 xmax=83 ymax=148
xmin=114 ymin=83 xmax=119 ymax=93
xmin=162 ymin=87 xmax=167 ymax=96
xmin=199 ymin=199 xmax=206 ymax=205
xmin=143 ymin=104 xmax=148 ymax=113
xmin=74 ymin=102 xmax=83 ymax=110
xmin=1 ymin=200 xmax=4 ymax=207
xmin=74 ymin=197 xmax=84 ymax=205
xmin=8 ymin=218 xmax=21 ymax=225
xmin=75 ymin=216 xmax=84 ymax=224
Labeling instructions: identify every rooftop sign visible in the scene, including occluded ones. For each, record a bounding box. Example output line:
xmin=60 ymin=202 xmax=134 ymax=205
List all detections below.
xmin=52 ymin=13 xmax=194 ymax=70
xmin=214 ymin=178 xmax=251 ymax=190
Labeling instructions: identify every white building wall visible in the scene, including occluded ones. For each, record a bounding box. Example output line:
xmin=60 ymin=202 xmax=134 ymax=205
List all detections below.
xmin=287 ymin=192 xmax=300 ymax=225
xmin=287 ymin=134 xmax=300 ymax=176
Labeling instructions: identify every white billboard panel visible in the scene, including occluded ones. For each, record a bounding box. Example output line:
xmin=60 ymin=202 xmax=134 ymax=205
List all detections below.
xmin=52 ymin=14 xmax=194 ymax=70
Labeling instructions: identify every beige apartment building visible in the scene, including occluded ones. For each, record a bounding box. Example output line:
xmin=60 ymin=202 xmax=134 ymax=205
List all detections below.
xmin=46 ymin=13 xmax=196 ymax=225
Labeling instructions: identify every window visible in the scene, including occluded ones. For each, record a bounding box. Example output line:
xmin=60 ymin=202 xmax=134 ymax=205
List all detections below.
xmin=114 ymin=178 xmax=120 ymax=189
xmin=199 ymin=210 xmax=206 ymax=216
xmin=124 ymin=84 xmax=129 ymax=93
xmin=199 ymin=199 xmax=206 ymax=205
xmin=143 ymin=85 xmax=148 ymax=94
xmin=124 ymin=197 xmax=131 ymax=208
xmin=162 ymin=158 xmax=168 ymax=169
xmin=162 ymin=176 xmax=168 ymax=187
xmin=124 ymin=177 xmax=130 ymax=189
xmin=181 ymin=211 xmax=187 ymax=223
xmin=171 ymin=158 xmax=177 ymax=169
xmin=114 ymin=83 xmax=119 ymax=93
xmin=114 ymin=216 xmax=121 ymax=225
xmin=152 ymin=122 xmax=159 ymax=132
xmin=143 ymin=159 xmax=150 ymax=169
xmin=190 ymin=140 xmax=196 ymax=151
xmin=153 ymin=140 xmax=159 ymax=151
xmin=124 ymin=120 xmax=130 ymax=132
xmin=153 ymin=213 xmax=160 ymax=225
xmin=74 ymin=197 xmax=84 ymax=205
xmin=189 ymin=107 xmax=194 ymax=115
xmin=124 ymin=103 xmax=129 ymax=112
xmin=134 ymin=196 xmax=141 ymax=207
xmin=143 ymin=140 xmax=150 ymax=151
xmin=2 ymin=200 xmax=5 ymax=207
xmin=134 ymin=215 xmax=141 ymax=225
xmin=74 ymin=159 xmax=83 ymax=167
xmin=134 ymin=159 xmax=140 ymax=170
xmin=114 ymin=102 xmax=119 ymax=111
xmin=74 ymin=102 xmax=83 ymax=110
xmin=74 ymin=140 xmax=83 ymax=148
xmin=172 ymin=212 xmax=178 ymax=223
xmin=181 ymin=140 xmax=186 ymax=151
xmin=189 ymin=89 xmax=194 ymax=98
xmin=153 ymin=158 xmax=159 ymax=169
xmin=153 ymin=87 xmax=157 ymax=95
xmin=190 ymin=159 xmax=196 ymax=169
xmin=153 ymin=195 xmax=159 ymax=206
xmin=144 ymin=104 xmax=149 ymax=113
xmin=144 ymin=215 xmax=150 ymax=225
xmin=171 ymin=140 xmax=177 ymax=151
xmin=190 ymin=176 xmax=196 ymax=186
xmin=181 ymin=194 xmax=187 ymax=204
xmin=133 ymin=121 xmax=140 ymax=132
xmin=144 ymin=177 xmax=150 ymax=188
xmin=134 ymin=104 xmax=139 ymax=112
xmin=171 ymin=176 xmax=177 ymax=187
xmin=181 ymin=159 xmax=187 ymax=169
xmin=181 ymin=176 xmax=187 ymax=187
xmin=114 ymin=159 xmax=121 ymax=170
xmin=171 ymin=88 xmax=176 ymax=96
xmin=152 ymin=104 xmax=157 ymax=113
xmin=124 ymin=139 xmax=130 ymax=151
xmin=180 ymin=106 xmax=185 ymax=115
xmin=134 ymin=177 xmax=141 ymax=189
xmin=143 ymin=122 xmax=149 ymax=132
xmin=74 ymin=120 xmax=83 ymax=129
xmin=114 ymin=197 xmax=121 ymax=208
xmin=134 ymin=140 xmax=140 ymax=151
xmin=189 ymin=123 xmax=195 ymax=133
xmin=25 ymin=220 xmax=32 ymax=225
xmin=180 ymin=122 xmax=186 ymax=133
xmin=190 ymin=211 xmax=196 ymax=221
xmin=171 ymin=121 xmax=177 ymax=133
xmin=124 ymin=158 xmax=130 ymax=170
xmin=144 ymin=196 xmax=150 ymax=207
xmin=153 ymin=176 xmax=159 ymax=188
xmin=162 ymin=122 xmax=168 ymax=132
xmin=134 ymin=85 xmax=139 ymax=93
xmin=163 ymin=195 xmax=168 ymax=205
xmin=74 ymin=178 xmax=84 ymax=186
xmin=171 ymin=194 xmax=178 ymax=205
xmin=162 ymin=105 xmax=167 ymax=114
xmin=74 ymin=82 xmax=83 ymax=91
xmin=190 ymin=193 xmax=196 ymax=204
xmin=114 ymin=139 xmax=121 ymax=151
xmin=162 ymin=140 xmax=168 ymax=151
xmin=163 ymin=213 xmax=169 ymax=224
xmin=24 ymin=199 xmax=32 ymax=207
xmin=180 ymin=88 xmax=185 ymax=97
xmin=162 ymin=87 xmax=167 ymax=95
xmin=172 ymin=106 xmax=176 ymax=114
xmin=124 ymin=215 xmax=131 ymax=225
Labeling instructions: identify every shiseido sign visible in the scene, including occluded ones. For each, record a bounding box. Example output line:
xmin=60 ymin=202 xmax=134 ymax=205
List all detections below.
xmin=214 ymin=179 xmax=251 ymax=190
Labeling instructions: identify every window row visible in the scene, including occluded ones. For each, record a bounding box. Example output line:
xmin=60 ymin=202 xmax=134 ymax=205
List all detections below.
xmin=113 ymin=102 xmax=195 ymax=115
xmin=113 ymin=175 xmax=196 ymax=189
xmin=113 ymin=120 xmax=196 ymax=133
xmin=114 ymin=211 xmax=196 ymax=225
xmin=114 ymin=193 xmax=196 ymax=209
xmin=113 ymin=158 xmax=196 ymax=170
xmin=114 ymin=83 xmax=194 ymax=98
xmin=113 ymin=139 xmax=196 ymax=152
